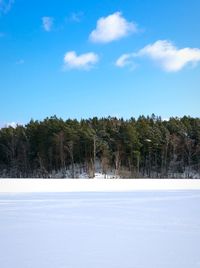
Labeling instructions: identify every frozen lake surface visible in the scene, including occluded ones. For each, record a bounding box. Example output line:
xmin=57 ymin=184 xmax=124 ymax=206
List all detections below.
xmin=0 ymin=191 xmax=200 ymax=268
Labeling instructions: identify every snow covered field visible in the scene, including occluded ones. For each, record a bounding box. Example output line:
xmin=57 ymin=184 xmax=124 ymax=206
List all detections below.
xmin=0 ymin=190 xmax=200 ymax=268
xmin=1 ymin=178 xmax=200 ymax=192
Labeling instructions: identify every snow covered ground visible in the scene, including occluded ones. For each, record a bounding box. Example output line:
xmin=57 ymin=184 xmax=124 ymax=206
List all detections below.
xmin=1 ymin=178 xmax=200 ymax=192
xmin=0 ymin=190 xmax=200 ymax=268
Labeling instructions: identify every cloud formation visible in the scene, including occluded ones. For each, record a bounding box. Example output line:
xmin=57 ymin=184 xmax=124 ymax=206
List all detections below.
xmin=116 ymin=53 xmax=136 ymax=68
xmin=42 ymin=17 xmax=54 ymax=32
xmin=90 ymin=12 xmax=137 ymax=43
xmin=116 ymin=40 xmax=200 ymax=72
xmin=0 ymin=0 xmax=14 ymax=14
xmin=70 ymin=12 xmax=83 ymax=23
xmin=63 ymin=51 xmax=99 ymax=70
xmin=5 ymin=122 xmax=17 ymax=128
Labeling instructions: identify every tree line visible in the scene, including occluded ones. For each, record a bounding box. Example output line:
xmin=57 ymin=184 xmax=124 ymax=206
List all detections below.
xmin=0 ymin=115 xmax=200 ymax=178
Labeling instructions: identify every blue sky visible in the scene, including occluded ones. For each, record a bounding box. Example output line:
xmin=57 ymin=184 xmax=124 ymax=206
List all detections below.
xmin=0 ymin=0 xmax=200 ymax=125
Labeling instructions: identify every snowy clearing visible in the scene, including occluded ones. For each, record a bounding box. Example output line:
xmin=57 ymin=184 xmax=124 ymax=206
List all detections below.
xmin=0 ymin=191 xmax=200 ymax=268
xmin=0 ymin=178 xmax=200 ymax=193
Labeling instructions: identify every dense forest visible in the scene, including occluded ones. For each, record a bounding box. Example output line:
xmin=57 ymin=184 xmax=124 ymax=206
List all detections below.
xmin=0 ymin=115 xmax=200 ymax=178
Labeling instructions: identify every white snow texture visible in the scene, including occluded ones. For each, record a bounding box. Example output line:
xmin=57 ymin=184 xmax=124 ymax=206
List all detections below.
xmin=0 ymin=191 xmax=200 ymax=268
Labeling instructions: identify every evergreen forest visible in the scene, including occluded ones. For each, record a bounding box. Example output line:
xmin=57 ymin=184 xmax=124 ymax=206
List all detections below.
xmin=0 ymin=115 xmax=200 ymax=178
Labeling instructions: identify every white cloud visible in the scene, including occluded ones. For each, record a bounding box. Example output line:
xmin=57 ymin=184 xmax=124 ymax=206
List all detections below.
xmin=89 ymin=12 xmax=137 ymax=43
xmin=116 ymin=40 xmax=200 ymax=72
xmin=139 ymin=40 xmax=200 ymax=72
xmin=116 ymin=53 xmax=136 ymax=67
xmin=0 ymin=0 xmax=14 ymax=14
xmin=70 ymin=12 xmax=83 ymax=23
xmin=63 ymin=51 xmax=99 ymax=70
xmin=42 ymin=17 xmax=54 ymax=32
xmin=5 ymin=122 xmax=17 ymax=128
xmin=0 ymin=122 xmax=23 ymax=129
